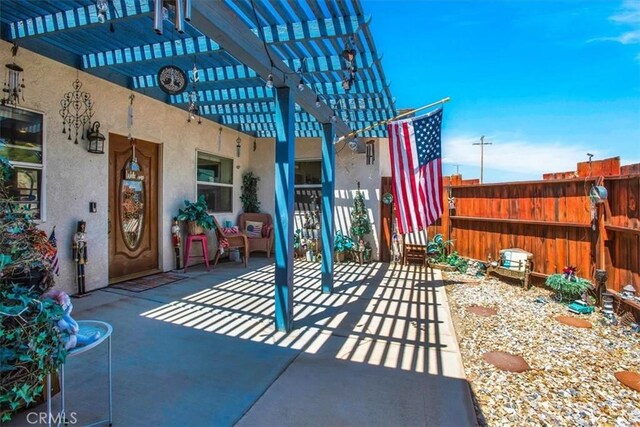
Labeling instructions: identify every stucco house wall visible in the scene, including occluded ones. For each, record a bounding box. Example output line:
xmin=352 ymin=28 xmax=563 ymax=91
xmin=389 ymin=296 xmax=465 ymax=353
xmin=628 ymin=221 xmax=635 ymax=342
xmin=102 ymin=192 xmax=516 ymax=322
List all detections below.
xmin=1 ymin=39 xmax=393 ymax=294
xmin=251 ymin=136 xmax=389 ymax=260
xmin=0 ymin=40 xmax=250 ymax=295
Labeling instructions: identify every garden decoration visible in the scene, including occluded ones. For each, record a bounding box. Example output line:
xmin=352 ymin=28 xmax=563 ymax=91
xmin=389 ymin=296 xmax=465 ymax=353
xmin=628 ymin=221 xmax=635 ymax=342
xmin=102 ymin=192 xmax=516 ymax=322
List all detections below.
xmin=350 ymin=185 xmax=372 ymax=242
xmin=621 ymin=284 xmax=636 ymax=299
xmin=240 ymin=172 xmax=261 ymax=213
xmin=42 ymin=290 xmax=100 ymax=350
xmin=1 ymin=157 xmax=66 ymax=422
xmin=177 ymin=195 xmax=215 ymax=235
xmin=171 ymin=217 xmax=182 ymax=270
xmin=601 ymin=292 xmax=617 ymax=325
xmin=567 ymin=300 xmax=595 ymax=315
xmin=334 ymin=230 xmax=354 ymax=262
xmin=186 ymin=64 xmax=202 ymax=124
xmin=157 ymin=65 xmax=187 ymax=96
xmin=426 ymin=233 xmax=453 ymax=264
xmin=72 ymin=221 xmax=88 ymax=295
xmin=59 ymin=76 xmax=95 ymax=144
xmin=1 ymin=42 xmax=25 ymax=107
xmin=545 ymin=266 xmax=593 ymax=303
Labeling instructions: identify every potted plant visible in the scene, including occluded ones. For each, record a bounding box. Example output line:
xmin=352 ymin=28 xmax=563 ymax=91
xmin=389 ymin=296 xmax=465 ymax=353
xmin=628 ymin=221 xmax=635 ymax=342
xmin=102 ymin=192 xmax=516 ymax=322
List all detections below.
xmin=546 ymin=266 xmax=593 ymax=303
xmin=1 ymin=156 xmax=66 ymax=422
xmin=177 ymin=195 xmax=215 ymax=235
xmin=240 ymin=172 xmax=260 ymax=213
xmin=334 ymin=231 xmax=354 ymax=262
xmin=427 ymin=234 xmax=455 ymax=270
xmin=293 ymin=229 xmax=302 ymax=258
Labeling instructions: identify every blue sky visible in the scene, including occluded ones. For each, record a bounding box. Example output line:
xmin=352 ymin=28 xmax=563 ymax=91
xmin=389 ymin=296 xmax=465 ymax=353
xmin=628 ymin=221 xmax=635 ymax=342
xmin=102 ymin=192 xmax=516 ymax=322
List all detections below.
xmin=365 ymin=0 xmax=640 ymax=182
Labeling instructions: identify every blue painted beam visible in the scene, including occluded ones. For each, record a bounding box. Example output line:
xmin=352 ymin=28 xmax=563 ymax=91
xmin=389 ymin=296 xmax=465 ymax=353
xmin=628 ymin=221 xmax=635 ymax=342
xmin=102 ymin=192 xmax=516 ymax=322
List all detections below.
xmin=321 ymin=122 xmax=336 ymax=294
xmin=274 ymin=86 xmax=296 ymax=332
xmin=7 ymin=0 xmax=152 ymax=40
xmin=82 ymin=36 xmax=220 ymax=69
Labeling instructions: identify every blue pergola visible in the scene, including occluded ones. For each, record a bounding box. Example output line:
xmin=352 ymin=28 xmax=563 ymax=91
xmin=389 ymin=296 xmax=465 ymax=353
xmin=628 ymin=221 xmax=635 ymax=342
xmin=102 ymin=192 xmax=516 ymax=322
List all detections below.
xmin=0 ymin=0 xmax=396 ymax=331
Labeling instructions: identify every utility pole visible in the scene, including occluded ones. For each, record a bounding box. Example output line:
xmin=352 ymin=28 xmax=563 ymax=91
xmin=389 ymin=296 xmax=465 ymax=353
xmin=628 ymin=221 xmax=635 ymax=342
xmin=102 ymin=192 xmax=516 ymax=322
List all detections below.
xmin=472 ymin=136 xmax=492 ymax=184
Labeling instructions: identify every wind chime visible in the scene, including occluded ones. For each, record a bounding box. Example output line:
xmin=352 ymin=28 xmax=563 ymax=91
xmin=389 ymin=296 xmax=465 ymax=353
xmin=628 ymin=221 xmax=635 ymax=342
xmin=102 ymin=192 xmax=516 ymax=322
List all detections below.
xmin=1 ymin=43 xmax=26 ymax=106
xmin=126 ymin=94 xmax=142 ymax=174
xmin=59 ymin=74 xmax=95 ymax=144
xmin=341 ymin=37 xmax=357 ymax=91
xmin=154 ymin=0 xmax=192 ymax=35
xmin=187 ymin=64 xmax=202 ymax=124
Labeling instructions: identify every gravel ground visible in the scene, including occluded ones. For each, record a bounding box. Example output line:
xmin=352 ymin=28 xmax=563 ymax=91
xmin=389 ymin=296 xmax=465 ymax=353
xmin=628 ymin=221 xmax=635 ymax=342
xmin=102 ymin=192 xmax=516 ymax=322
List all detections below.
xmin=443 ymin=272 xmax=640 ymax=427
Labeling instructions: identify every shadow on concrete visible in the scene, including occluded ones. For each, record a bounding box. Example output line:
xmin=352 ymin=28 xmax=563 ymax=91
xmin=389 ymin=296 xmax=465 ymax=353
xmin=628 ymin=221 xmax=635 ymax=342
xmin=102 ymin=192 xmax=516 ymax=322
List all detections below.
xmin=5 ymin=259 xmax=476 ymax=427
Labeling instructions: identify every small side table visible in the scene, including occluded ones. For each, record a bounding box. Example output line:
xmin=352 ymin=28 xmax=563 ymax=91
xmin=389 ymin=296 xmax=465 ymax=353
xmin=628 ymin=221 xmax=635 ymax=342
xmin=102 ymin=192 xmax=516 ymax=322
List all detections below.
xmin=47 ymin=320 xmax=113 ymax=427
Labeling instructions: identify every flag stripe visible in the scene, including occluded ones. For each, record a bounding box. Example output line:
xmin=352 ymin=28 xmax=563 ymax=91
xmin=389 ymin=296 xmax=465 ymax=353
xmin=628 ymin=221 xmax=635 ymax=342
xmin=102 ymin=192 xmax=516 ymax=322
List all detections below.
xmin=387 ymin=108 xmax=444 ymax=235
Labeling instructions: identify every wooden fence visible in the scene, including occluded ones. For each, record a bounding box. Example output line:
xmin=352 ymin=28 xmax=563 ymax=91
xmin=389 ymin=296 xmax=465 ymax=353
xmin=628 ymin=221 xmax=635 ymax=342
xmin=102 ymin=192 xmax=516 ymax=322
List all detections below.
xmin=424 ymin=174 xmax=640 ymax=295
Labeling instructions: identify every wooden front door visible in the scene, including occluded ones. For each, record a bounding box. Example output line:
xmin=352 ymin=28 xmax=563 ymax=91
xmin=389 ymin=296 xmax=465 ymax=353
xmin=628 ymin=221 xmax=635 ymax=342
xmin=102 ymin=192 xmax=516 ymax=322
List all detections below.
xmin=108 ymin=134 xmax=159 ymax=283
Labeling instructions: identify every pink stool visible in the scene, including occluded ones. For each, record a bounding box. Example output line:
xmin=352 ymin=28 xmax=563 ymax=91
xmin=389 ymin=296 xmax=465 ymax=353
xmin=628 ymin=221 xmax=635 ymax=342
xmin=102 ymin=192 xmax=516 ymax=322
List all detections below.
xmin=184 ymin=234 xmax=210 ymax=272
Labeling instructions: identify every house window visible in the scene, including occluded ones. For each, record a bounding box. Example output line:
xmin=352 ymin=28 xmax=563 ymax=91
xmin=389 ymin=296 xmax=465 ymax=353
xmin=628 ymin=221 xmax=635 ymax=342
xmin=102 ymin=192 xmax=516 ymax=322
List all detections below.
xmin=196 ymin=151 xmax=233 ymax=213
xmin=294 ymin=160 xmax=321 ymax=211
xmin=0 ymin=106 xmax=44 ymax=219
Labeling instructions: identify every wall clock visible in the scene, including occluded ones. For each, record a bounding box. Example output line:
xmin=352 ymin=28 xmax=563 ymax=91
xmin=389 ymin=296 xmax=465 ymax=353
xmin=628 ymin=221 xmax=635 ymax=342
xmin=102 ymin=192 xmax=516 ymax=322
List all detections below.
xmin=157 ymin=65 xmax=187 ymax=95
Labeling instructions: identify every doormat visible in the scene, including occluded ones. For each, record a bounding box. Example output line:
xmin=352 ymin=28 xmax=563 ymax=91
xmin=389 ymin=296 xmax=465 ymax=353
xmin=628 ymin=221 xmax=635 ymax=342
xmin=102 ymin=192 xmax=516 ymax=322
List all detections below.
xmin=110 ymin=273 xmax=186 ymax=292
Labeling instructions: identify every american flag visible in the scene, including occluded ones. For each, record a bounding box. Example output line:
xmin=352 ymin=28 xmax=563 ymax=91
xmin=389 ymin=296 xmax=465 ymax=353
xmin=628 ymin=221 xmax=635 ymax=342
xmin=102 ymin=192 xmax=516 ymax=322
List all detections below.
xmin=388 ymin=108 xmax=444 ymax=235
xmin=48 ymin=227 xmax=60 ymax=276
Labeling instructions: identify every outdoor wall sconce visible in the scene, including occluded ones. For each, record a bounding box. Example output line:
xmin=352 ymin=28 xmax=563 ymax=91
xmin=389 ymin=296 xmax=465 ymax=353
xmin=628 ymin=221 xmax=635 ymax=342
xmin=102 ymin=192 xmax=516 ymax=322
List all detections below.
xmin=86 ymin=121 xmax=105 ymax=154
xmin=365 ymin=140 xmax=375 ymax=165
xmin=236 ymin=136 xmax=241 ymax=158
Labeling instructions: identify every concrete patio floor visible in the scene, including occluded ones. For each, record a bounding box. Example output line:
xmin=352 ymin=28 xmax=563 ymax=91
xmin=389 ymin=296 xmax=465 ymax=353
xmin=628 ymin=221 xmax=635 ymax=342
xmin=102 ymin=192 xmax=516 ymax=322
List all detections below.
xmin=6 ymin=258 xmax=476 ymax=427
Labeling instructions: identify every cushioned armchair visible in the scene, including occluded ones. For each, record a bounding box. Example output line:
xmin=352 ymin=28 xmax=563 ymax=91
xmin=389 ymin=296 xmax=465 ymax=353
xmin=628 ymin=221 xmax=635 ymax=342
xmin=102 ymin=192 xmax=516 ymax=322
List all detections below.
xmin=238 ymin=213 xmax=274 ymax=257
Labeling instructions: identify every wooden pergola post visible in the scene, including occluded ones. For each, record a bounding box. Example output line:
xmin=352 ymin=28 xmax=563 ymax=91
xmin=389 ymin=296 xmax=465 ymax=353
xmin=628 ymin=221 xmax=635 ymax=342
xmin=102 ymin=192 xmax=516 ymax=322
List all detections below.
xmin=321 ymin=123 xmax=336 ymax=294
xmin=274 ymin=86 xmax=296 ymax=332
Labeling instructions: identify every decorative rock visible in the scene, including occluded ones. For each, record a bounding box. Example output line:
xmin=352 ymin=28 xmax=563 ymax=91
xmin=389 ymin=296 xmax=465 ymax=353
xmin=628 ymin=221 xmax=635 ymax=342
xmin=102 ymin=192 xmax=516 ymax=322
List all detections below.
xmin=554 ymin=315 xmax=593 ymax=328
xmin=614 ymin=371 xmax=640 ymax=392
xmin=483 ymin=351 xmax=531 ymax=373
xmin=467 ymin=305 xmax=497 ymax=317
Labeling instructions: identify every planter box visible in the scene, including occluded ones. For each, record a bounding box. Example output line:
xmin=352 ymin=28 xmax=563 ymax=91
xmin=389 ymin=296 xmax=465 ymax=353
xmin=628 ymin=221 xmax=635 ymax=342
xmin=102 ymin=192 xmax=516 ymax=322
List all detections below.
xmin=428 ymin=262 xmax=456 ymax=272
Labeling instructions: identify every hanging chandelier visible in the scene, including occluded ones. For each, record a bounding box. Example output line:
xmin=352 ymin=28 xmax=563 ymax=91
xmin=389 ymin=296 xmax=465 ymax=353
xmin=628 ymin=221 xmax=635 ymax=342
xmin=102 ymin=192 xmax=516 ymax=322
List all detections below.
xmin=59 ymin=77 xmax=95 ymax=144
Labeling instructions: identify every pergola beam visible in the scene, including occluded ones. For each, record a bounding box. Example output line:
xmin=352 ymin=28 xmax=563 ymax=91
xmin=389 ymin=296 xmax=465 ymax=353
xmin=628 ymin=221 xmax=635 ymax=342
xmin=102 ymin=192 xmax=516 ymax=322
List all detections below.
xmin=190 ymin=1 xmax=352 ymax=136
xmin=82 ymin=36 xmax=220 ymax=69
xmin=6 ymin=0 xmax=152 ymax=40
xmin=133 ymin=52 xmax=378 ymax=90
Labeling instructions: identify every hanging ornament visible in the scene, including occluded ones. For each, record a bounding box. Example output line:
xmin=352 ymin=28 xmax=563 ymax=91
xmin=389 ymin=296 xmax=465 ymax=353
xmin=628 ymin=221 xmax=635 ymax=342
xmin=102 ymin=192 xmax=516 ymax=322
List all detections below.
xmin=187 ymin=63 xmax=201 ymax=124
xmin=217 ymin=127 xmax=222 ymax=151
xmin=59 ymin=76 xmax=95 ymax=144
xmin=1 ymin=43 xmax=26 ymax=107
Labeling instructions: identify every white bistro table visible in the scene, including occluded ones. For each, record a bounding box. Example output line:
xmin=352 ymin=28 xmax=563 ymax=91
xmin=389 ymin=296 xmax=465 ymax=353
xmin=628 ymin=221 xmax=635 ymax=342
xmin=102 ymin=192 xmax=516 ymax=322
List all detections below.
xmin=46 ymin=320 xmax=113 ymax=427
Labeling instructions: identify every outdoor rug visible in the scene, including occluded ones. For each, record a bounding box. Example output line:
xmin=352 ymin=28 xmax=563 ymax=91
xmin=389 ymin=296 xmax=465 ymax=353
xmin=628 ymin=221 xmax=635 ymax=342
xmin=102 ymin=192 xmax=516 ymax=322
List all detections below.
xmin=110 ymin=273 xmax=187 ymax=292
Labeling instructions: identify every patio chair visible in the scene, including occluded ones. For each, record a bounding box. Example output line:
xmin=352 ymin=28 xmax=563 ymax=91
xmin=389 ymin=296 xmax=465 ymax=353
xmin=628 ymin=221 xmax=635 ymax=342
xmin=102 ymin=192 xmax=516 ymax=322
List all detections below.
xmin=212 ymin=216 xmax=249 ymax=268
xmin=238 ymin=213 xmax=274 ymax=257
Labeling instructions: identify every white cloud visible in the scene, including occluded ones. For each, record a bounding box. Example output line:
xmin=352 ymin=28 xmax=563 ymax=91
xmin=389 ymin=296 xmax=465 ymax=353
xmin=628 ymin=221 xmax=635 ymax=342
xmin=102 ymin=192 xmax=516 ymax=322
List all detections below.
xmin=442 ymin=135 xmax=592 ymax=176
xmin=610 ymin=0 xmax=640 ymax=24
xmin=591 ymin=1 xmax=640 ymax=46
xmin=590 ymin=30 xmax=640 ymax=44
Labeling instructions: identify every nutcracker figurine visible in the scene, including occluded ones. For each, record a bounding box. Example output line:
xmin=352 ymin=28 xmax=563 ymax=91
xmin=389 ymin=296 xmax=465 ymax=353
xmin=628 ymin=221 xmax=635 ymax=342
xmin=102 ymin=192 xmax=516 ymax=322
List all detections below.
xmin=73 ymin=220 xmax=88 ymax=295
xmin=171 ymin=217 xmax=182 ymax=270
